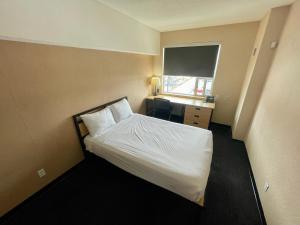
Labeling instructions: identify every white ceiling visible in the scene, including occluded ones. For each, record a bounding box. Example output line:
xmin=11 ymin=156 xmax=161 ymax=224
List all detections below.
xmin=97 ymin=0 xmax=294 ymax=31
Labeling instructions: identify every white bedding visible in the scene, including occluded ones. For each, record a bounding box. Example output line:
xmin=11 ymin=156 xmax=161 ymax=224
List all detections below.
xmin=84 ymin=113 xmax=213 ymax=203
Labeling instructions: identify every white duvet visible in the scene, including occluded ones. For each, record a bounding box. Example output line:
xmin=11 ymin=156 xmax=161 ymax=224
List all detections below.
xmin=84 ymin=114 xmax=213 ymax=203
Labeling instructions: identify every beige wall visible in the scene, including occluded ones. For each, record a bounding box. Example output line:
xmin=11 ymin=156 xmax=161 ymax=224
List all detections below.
xmin=0 ymin=40 xmax=153 ymax=216
xmin=245 ymin=1 xmax=300 ymax=225
xmin=154 ymin=22 xmax=258 ymax=125
xmin=0 ymin=0 xmax=160 ymax=55
xmin=232 ymin=6 xmax=290 ymax=140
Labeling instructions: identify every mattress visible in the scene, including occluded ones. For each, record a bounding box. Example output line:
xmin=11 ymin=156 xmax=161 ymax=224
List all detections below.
xmin=84 ymin=113 xmax=213 ymax=203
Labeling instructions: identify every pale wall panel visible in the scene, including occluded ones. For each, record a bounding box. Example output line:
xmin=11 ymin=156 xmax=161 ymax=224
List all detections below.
xmin=0 ymin=0 xmax=160 ymax=55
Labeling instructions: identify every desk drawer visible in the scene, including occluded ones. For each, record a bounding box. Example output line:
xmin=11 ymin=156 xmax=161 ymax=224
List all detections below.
xmin=185 ymin=105 xmax=211 ymax=117
xmin=184 ymin=112 xmax=210 ymax=123
xmin=184 ymin=119 xmax=209 ymax=129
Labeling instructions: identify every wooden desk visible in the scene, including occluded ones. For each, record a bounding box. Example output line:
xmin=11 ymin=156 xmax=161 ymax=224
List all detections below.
xmin=146 ymin=95 xmax=215 ymax=129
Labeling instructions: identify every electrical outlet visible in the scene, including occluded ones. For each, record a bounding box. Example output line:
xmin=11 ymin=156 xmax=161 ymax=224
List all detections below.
xmin=37 ymin=168 xmax=46 ymax=178
xmin=264 ymin=182 xmax=269 ymax=192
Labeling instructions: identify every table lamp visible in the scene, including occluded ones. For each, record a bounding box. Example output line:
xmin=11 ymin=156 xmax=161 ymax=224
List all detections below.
xmin=151 ymin=76 xmax=161 ymax=96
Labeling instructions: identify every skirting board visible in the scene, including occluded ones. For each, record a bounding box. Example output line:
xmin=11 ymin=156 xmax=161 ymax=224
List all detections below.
xmin=231 ymin=127 xmax=267 ymax=225
xmin=248 ymin=161 xmax=268 ymax=225
xmin=0 ymin=160 xmax=85 ymax=222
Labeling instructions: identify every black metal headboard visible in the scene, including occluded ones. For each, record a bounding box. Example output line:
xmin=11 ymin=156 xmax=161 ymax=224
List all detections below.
xmin=72 ymin=96 xmax=127 ymax=151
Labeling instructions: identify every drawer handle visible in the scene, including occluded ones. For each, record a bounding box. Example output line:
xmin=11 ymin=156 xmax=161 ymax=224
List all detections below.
xmin=195 ymin=107 xmax=201 ymax=110
xmin=194 ymin=115 xmax=199 ymax=118
xmin=193 ymin=122 xmax=199 ymax=125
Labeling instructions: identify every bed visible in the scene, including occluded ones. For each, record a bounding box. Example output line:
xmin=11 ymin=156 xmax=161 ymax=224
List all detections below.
xmin=73 ymin=97 xmax=213 ymax=206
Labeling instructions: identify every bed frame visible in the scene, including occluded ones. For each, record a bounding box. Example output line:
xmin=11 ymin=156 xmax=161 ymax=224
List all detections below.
xmin=72 ymin=96 xmax=127 ymax=152
xmin=72 ymin=96 xmax=205 ymax=207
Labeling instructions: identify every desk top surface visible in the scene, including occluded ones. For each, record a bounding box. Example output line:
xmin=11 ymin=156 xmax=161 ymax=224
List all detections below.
xmin=146 ymin=95 xmax=215 ymax=109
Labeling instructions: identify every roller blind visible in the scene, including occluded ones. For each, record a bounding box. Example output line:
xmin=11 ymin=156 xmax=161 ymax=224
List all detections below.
xmin=163 ymin=45 xmax=220 ymax=77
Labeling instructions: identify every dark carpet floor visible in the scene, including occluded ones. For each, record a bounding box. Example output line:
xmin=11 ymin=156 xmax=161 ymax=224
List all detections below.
xmin=1 ymin=123 xmax=262 ymax=225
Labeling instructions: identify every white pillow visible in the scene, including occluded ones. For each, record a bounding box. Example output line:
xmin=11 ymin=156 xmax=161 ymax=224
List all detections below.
xmin=80 ymin=107 xmax=116 ymax=137
xmin=109 ymin=98 xmax=133 ymax=122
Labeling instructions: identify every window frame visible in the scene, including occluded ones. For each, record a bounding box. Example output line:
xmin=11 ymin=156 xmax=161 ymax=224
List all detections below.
xmin=162 ymin=42 xmax=221 ymax=97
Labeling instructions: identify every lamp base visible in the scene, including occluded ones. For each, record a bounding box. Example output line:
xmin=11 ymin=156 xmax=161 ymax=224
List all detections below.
xmin=153 ymin=88 xmax=159 ymax=96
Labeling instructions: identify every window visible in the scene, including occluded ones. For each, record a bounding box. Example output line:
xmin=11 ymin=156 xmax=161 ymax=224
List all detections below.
xmin=163 ymin=44 xmax=220 ymax=96
xmin=163 ymin=76 xmax=213 ymax=96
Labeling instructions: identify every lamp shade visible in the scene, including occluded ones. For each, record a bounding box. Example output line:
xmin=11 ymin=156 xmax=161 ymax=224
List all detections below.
xmin=151 ymin=76 xmax=161 ymax=87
